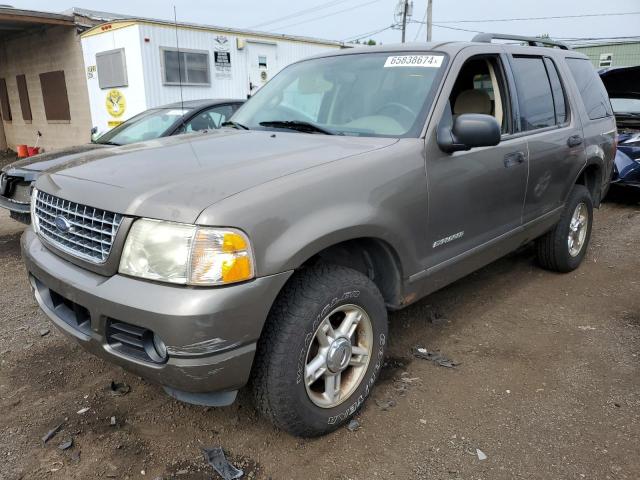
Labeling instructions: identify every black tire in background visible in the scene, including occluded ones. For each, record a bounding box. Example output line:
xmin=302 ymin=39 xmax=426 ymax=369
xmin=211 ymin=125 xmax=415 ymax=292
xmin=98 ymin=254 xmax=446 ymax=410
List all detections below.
xmin=536 ymin=184 xmax=594 ymax=273
xmin=252 ymin=264 xmax=388 ymax=437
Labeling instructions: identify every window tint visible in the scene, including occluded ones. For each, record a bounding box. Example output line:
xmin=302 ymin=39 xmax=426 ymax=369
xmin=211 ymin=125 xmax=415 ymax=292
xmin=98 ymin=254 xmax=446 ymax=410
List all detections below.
xmin=511 ymin=57 xmax=555 ymax=131
xmin=543 ymin=58 xmax=567 ymax=124
xmin=162 ymin=49 xmax=210 ymax=85
xmin=565 ymin=58 xmax=612 ymax=120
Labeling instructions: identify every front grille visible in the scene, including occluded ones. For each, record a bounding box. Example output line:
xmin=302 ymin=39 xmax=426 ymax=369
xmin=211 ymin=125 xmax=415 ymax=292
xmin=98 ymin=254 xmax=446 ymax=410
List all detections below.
xmin=34 ymin=190 xmax=123 ymax=264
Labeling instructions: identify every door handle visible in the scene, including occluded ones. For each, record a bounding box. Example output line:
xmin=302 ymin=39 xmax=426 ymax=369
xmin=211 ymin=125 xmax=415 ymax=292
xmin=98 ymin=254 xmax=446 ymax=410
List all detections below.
xmin=567 ymin=135 xmax=583 ymax=147
xmin=504 ymin=151 xmax=526 ymax=168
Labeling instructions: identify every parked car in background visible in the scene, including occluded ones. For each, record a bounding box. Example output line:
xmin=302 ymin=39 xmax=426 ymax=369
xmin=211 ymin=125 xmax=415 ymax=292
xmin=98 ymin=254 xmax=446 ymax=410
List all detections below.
xmin=22 ymin=37 xmax=615 ymax=436
xmin=599 ymin=66 xmax=640 ymax=190
xmin=0 ymin=99 xmax=243 ymax=223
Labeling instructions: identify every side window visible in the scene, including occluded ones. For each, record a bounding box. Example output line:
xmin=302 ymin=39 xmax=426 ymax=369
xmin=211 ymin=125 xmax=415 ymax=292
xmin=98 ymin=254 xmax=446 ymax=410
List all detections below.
xmin=185 ymin=105 xmax=235 ymax=132
xmin=543 ymin=58 xmax=567 ymax=125
xmin=448 ymin=55 xmax=511 ymax=134
xmin=511 ymin=56 xmax=555 ymax=131
xmin=565 ymin=58 xmax=612 ymax=120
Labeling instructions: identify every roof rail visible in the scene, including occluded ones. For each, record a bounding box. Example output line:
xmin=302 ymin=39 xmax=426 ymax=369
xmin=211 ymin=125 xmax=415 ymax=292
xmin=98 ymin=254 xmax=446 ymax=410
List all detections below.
xmin=472 ymin=33 xmax=570 ymax=50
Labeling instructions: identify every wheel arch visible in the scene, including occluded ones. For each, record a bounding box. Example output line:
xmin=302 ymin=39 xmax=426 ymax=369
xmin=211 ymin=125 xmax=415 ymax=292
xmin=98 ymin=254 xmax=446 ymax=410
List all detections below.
xmin=573 ymin=159 xmax=603 ymax=207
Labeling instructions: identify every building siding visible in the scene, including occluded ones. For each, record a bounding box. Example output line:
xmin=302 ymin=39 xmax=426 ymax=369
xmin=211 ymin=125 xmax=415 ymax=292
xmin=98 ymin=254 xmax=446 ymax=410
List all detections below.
xmin=0 ymin=25 xmax=93 ymax=152
xmin=574 ymin=42 xmax=640 ymax=68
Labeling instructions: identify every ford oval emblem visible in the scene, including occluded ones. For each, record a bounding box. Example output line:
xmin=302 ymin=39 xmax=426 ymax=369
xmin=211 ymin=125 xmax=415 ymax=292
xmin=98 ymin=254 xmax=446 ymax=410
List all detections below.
xmin=54 ymin=216 xmax=73 ymax=233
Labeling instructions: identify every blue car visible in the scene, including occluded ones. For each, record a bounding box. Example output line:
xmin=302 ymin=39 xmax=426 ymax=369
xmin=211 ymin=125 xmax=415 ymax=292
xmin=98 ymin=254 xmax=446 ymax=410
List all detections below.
xmin=599 ymin=66 xmax=640 ymax=190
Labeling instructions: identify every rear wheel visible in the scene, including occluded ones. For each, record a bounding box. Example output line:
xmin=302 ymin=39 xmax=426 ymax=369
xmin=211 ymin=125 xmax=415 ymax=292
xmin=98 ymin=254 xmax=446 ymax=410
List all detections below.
xmin=252 ymin=264 xmax=387 ymax=437
xmin=536 ymin=184 xmax=593 ymax=272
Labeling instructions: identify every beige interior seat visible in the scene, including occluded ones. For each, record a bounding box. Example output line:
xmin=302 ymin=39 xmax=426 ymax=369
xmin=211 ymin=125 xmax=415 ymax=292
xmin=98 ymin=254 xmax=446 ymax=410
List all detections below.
xmin=453 ymin=89 xmax=492 ymax=115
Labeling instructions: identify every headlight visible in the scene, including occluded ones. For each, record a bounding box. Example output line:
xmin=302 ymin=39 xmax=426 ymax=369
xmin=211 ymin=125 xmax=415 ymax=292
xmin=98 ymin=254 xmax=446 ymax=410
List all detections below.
xmin=119 ymin=218 xmax=254 ymax=286
xmin=30 ymin=187 xmax=39 ymax=233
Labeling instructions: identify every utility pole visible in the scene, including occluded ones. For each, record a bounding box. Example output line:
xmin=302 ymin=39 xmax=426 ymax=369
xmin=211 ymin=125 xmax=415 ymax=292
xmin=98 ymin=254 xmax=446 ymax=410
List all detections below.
xmin=401 ymin=0 xmax=409 ymax=43
xmin=426 ymin=0 xmax=433 ymax=42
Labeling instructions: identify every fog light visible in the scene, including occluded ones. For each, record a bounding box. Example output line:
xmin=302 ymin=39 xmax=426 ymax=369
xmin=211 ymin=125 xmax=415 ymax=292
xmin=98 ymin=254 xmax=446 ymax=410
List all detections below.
xmin=143 ymin=331 xmax=168 ymax=363
xmin=152 ymin=334 xmax=168 ymax=360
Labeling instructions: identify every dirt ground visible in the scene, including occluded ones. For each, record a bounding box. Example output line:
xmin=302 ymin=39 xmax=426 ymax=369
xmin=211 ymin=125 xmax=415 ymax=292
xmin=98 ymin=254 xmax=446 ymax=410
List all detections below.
xmin=1 ymin=192 xmax=638 ymax=480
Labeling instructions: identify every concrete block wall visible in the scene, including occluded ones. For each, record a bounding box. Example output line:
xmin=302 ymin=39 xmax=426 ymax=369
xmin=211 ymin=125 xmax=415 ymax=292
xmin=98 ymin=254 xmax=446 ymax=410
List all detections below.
xmin=0 ymin=25 xmax=93 ymax=153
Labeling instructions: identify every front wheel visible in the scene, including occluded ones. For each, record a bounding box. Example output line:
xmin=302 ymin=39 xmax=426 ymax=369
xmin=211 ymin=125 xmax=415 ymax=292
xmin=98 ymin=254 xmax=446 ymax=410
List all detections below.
xmin=536 ymin=184 xmax=593 ymax=272
xmin=252 ymin=264 xmax=388 ymax=437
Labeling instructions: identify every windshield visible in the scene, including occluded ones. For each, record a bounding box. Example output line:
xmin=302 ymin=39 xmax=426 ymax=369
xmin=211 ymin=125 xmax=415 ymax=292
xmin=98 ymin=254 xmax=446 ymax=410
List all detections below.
xmin=232 ymin=52 xmax=446 ymax=137
xmin=610 ymin=98 xmax=640 ymax=114
xmin=96 ymin=108 xmax=192 ymax=145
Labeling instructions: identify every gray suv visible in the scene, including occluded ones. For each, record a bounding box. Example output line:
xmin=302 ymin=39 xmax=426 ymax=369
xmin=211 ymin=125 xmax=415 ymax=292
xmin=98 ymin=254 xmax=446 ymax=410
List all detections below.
xmin=21 ymin=35 xmax=616 ymax=437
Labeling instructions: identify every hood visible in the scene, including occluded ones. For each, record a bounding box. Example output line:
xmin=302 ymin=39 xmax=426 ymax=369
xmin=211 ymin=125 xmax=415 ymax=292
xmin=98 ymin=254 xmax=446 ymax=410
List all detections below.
xmin=599 ymin=66 xmax=640 ymax=98
xmin=36 ymin=129 xmax=397 ymax=224
xmin=3 ymin=144 xmax=110 ymax=179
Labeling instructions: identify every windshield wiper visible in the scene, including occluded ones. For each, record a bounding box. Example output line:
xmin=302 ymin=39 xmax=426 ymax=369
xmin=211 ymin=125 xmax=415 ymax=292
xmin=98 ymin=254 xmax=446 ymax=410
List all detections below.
xmin=221 ymin=120 xmax=250 ymax=130
xmin=259 ymin=120 xmax=339 ymax=135
xmin=96 ymin=140 xmax=121 ymax=146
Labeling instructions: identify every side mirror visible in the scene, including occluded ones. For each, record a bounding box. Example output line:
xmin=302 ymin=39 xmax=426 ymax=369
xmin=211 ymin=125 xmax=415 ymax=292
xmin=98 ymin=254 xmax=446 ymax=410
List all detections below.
xmin=90 ymin=126 xmax=98 ymax=135
xmin=437 ymin=114 xmax=501 ymax=154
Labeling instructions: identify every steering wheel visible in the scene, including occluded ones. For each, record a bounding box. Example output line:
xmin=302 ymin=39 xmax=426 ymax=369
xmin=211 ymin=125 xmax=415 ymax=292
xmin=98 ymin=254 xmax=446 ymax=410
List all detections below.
xmin=375 ymin=102 xmax=416 ymax=128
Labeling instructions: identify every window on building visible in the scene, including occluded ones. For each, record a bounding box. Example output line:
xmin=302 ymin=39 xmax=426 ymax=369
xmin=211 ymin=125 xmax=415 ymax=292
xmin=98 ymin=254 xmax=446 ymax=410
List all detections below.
xmin=39 ymin=70 xmax=71 ymax=121
xmin=543 ymin=58 xmax=567 ymax=125
xmin=598 ymin=53 xmax=613 ymax=68
xmin=96 ymin=48 xmax=128 ymax=89
xmin=0 ymin=78 xmax=12 ymax=122
xmin=16 ymin=75 xmax=32 ymax=122
xmin=511 ymin=56 xmax=556 ymax=131
xmin=161 ymin=48 xmax=210 ymax=85
xmin=258 ymin=55 xmax=267 ymax=68
xmin=566 ymin=58 xmax=612 ymax=120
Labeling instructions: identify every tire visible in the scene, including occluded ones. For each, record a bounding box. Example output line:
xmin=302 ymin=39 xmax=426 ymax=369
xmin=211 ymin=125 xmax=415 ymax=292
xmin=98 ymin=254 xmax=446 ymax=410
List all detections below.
xmin=536 ymin=184 xmax=593 ymax=273
xmin=252 ymin=264 xmax=388 ymax=437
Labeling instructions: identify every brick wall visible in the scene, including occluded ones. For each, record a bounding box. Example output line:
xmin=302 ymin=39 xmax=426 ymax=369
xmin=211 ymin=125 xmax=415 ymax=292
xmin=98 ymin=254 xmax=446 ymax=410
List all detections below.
xmin=0 ymin=25 xmax=92 ymax=153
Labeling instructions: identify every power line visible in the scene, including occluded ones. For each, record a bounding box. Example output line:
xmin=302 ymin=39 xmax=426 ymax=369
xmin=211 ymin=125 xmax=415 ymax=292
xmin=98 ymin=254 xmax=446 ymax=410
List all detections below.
xmin=249 ymin=0 xmax=348 ymax=29
xmin=409 ymin=20 xmax=484 ymax=34
xmin=413 ymin=6 xmax=428 ymax=41
xmin=268 ymin=0 xmax=384 ymax=32
xmin=343 ymin=24 xmax=396 ymax=42
xmin=435 ymin=11 xmax=640 ymax=24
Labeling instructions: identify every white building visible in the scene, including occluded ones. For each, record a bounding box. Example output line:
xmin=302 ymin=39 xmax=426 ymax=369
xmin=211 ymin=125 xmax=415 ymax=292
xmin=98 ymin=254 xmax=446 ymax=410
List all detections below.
xmin=80 ymin=18 xmax=346 ymax=133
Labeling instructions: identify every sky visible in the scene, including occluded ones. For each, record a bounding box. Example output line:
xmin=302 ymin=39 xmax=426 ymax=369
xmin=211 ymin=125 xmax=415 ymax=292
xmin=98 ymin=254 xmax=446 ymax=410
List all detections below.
xmin=11 ymin=0 xmax=640 ymax=45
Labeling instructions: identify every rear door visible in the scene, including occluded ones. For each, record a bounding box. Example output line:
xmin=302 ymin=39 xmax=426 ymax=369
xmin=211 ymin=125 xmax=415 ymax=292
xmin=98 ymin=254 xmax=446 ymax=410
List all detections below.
xmin=507 ymin=53 xmax=587 ymax=223
xmin=564 ymin=57 xmax=617 ymax=197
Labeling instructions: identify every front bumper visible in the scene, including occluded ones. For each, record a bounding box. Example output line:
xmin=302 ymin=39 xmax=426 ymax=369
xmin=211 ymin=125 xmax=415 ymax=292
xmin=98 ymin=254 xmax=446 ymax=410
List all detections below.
xmin=0 ymin=194 xmax=30 ymax=214
xmin=21 ymin=228 xmax=292 ymax=403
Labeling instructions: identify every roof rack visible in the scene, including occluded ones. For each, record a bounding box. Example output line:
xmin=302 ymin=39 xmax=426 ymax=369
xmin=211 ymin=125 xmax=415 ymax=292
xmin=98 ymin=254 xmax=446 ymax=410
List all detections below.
xmin=472 ymin=33 xmax=570 ymax=50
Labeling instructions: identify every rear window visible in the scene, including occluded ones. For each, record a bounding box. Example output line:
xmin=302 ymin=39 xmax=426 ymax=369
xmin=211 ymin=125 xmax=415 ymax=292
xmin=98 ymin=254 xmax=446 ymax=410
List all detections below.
xmin=565 ymin=58 xmax=612 ymax=120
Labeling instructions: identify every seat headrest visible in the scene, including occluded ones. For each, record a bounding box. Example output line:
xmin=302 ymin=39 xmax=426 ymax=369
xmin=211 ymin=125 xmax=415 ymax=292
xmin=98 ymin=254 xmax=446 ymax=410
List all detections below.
xmin=453 ymin=89 xmax=492 ymax=115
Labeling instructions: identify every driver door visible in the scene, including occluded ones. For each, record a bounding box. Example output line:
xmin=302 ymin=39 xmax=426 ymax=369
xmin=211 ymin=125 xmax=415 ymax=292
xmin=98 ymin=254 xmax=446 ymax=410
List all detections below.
xmin=424 ymin=47 xmax=528 ymax=273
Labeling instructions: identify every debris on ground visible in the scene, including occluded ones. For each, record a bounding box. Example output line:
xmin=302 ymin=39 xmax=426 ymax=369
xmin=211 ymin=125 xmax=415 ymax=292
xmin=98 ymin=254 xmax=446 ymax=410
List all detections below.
xmin=70 ymin=450 xmax=81 ymax=464
xmin=110 ymin=381 xmax=131 ymax=397
xmin=429 ymin=310 xmax=448 ymax=326
xmin=50 ymin=461 xmax=64 ymax=472
xmin=41 ymin=422 xmax=64 ymax=444
xmin=476 ymin=448 xmax=487 ymax=461
xmin=394 ymin=372 xmax=421 ymax=396
xmin=412 ymin=346 xmax=460 ymax=368
xmin=77 ymin=407 xmax=90 ymax=415
xmin=578 ymin=326 xmax=596 ymax=331
xmin=346 ymin=419 xmax=360 ymax=432
xmin=58 ymin=438 xmax=73 ymax=450
xmin=203 ymin=446 xmax=244 ymax=480
xmin=39 ymin=328 xmax=50 ymax=337
xmin=110 ymin=416 xmax=117 ymax=426
xmin=375 ymin=399 xmax=396 ymax=411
